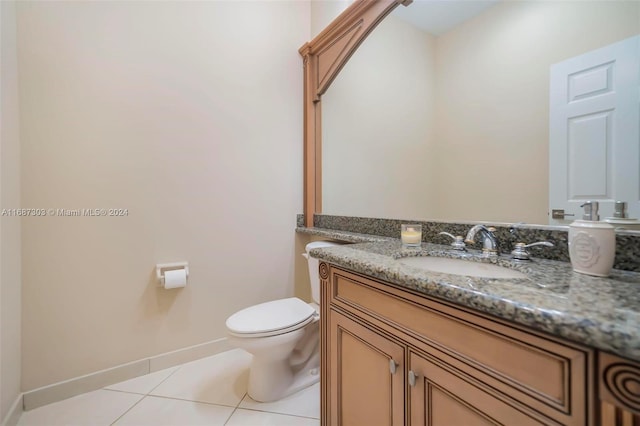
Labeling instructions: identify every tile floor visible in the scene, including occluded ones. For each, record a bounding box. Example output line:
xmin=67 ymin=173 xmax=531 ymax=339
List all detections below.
xmin=17 ymin=349 xmax=320 ymax=426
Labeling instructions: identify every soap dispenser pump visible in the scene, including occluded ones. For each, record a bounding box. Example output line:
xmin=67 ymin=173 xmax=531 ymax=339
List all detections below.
xmin=568 ymin=201 xmax=615 ymax=277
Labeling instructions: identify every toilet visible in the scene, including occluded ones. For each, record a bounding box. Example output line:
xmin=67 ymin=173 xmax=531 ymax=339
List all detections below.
xmin=225 ymin=240 xmax=342 ymax=402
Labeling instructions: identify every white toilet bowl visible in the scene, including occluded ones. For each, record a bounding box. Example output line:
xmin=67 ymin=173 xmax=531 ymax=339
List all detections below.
xmin=225 ymin=241 xmax=342 ymax=402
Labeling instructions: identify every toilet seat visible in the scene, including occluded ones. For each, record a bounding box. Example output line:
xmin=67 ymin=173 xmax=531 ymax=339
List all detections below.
xmin=226 ymin=297 xmax=316 ymax=338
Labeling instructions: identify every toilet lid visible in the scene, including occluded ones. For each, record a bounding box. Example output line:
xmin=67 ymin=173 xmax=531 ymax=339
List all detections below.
xmin=226 ymin=297 xmax=316 ymax=335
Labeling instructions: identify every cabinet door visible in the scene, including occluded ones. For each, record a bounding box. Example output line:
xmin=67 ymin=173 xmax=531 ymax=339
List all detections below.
xmin=409 ymin=351 xmax=547 ymax=426
xmin=329 ymin=309 xmax=405 ymax=426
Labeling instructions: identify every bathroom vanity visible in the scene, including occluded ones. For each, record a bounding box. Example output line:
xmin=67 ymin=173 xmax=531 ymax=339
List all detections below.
xmin=310 ymin=241 xmax=640 ymax=426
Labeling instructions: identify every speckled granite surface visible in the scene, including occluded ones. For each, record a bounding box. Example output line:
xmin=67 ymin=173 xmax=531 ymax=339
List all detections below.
xmin=295 ymin=226 xmax=393 ymax=243
xmin=296 ymin=214 xmax=640 ymax=272
xmin=309 ymin=240 xmax=640 ymax=362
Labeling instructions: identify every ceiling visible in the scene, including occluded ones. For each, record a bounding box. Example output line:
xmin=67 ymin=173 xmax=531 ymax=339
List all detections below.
xmin=391 ymin=0 xmax=500 ymax=36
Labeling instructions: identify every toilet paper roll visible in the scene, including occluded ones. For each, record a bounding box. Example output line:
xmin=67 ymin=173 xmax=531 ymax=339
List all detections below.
xmin=164 ymin=269 xmax=187 ymax=289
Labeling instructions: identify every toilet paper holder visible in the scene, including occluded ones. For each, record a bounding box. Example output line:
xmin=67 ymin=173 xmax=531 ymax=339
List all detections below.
xmin=156 ymin=262 xmax=189 ymax=287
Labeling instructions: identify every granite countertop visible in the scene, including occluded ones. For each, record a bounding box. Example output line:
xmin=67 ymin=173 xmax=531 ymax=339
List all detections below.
xmin=295 ymin=226 xmax=394 ymax=243
xmin=309 ymin=240 xmax=640 ymax=362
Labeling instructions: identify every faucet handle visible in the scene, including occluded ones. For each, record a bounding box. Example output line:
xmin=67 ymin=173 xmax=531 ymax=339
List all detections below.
xmin=511 ymin=241 xmax=554 ymax=260
xmin=438 ymin=232 xmax=466 ymax=251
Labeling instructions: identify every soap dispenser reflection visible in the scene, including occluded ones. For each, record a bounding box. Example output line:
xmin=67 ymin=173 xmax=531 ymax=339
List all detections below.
xmin=568 ymin=201 xmax=615 ymax=277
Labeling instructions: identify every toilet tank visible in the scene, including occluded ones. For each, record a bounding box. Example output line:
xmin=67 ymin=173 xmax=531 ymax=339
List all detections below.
xmin=305 ymin=241 xmax=343 ymax=304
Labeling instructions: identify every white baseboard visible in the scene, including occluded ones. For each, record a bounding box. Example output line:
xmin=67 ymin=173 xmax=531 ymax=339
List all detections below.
xmin=23 ymin=359 xmax=149 ymax=411
xmin=2 ymin=394 xmax=23 ymax=426
xmin=23 ymin=337 xmax=231 ymax=411
xmin=149 ymin=337 xmax=232 ymax=372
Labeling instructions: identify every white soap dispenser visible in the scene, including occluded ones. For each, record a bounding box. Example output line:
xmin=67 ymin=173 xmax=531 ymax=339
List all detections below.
xmin=568 ymin=201 xmax=615 ymax=277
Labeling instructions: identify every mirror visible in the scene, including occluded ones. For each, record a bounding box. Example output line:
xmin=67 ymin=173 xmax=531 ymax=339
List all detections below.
xmin=321 ymin=0 xmax=639 ymax=225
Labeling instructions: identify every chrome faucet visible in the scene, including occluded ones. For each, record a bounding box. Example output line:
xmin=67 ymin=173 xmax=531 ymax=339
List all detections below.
xmin=464 ymin=225 xmax=499 ymax=256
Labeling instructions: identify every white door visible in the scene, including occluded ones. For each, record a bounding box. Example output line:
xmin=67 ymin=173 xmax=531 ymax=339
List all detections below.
xmin=549 ymin=35 xmax=639 ymax=225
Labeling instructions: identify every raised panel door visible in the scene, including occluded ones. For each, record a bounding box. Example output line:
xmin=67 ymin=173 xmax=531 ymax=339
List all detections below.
xmin=408 ymin=351 xmax=548 ymax=426
xmin=329 ymin=309 xmax=405 ymax=426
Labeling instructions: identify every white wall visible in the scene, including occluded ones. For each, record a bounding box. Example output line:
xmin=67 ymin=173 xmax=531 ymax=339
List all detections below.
xmin=1 ymin=0 xmax=23 ymax=420
xmin=18 ymin=0 xmax=309 ymax=391
xmin=310 ymin=0 xmax=351 ymax=39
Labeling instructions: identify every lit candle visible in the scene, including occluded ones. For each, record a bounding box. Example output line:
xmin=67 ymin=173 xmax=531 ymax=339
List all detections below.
xmin=401 ymin=224 xmax=422 ymax=247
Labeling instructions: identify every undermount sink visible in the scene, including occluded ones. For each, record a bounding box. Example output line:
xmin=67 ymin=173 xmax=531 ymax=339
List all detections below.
xmin=397 ymin=256 xmax=528 ymax=279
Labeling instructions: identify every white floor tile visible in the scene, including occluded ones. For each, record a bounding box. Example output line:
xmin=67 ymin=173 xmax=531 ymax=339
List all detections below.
xmin=225 ymin=409 xmax=320 ymax=426
xmin=150 ymin=348 xmax=251 ymax=407
xmin=17 ymin=389 xmax=143 ymax=426
xmin=105 ymin=366 xmax=179 ymax=395
xmin=16 ymin=349 xmax=323 ymax=426
xmin=113 ymin=395 xmax=234 ymax=426
xmin=238 ymin=382 xmax=319 ymax=419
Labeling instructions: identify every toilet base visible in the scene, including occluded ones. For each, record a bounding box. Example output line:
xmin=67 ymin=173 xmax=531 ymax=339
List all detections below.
xmin=247 ymin=351 xmax=320 ymax=402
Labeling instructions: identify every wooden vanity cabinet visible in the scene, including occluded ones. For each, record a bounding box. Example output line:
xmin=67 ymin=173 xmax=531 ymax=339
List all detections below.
xmin=319 ymin=263 xmax=598 ymax=426
xmin=598 ymin=353 xmax=640 ymax=425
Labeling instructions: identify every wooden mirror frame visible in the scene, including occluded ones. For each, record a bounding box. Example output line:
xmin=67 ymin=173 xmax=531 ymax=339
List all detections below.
xmin=298 ymin=0 xmax=411 ymax=228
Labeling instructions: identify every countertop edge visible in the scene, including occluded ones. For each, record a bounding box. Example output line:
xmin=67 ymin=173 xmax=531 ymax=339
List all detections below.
xmin=308 ymin=242 xmax=640 ymax=363
xmin=295 ymin=226 xmax=394 ymax=243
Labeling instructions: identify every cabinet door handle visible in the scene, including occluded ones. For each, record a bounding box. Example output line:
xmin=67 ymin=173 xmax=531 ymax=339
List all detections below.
xmin=389 ymin=359 xmax=398 ymax=375
xmin=409 ymin=370 xmax=418 ymax=387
